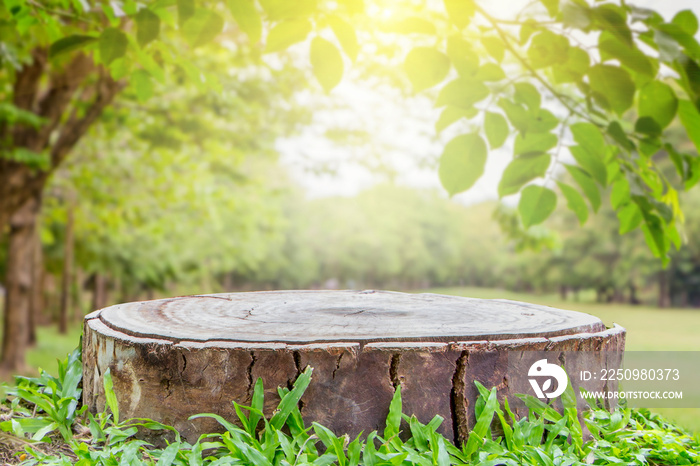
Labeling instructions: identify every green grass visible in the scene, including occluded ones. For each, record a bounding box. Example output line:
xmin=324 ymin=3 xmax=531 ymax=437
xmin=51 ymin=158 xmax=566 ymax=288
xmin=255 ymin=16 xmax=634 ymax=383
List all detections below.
xmin=24 ymin=323 xmax=83 ymax=378
xmin=2 ymin=357 xmax=699 ymax=465
xmin=423 ymin=286 xmax=700 ymax=433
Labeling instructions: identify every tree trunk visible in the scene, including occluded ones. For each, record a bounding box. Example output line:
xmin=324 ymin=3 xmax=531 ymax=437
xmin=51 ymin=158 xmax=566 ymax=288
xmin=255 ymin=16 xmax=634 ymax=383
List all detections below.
xmin=628 ymin=283 xmax=640 ymax=305
xmin=92 ymin=273 xmax=108 ymax=311
xmin=559 ymin=285 xmax=568 ymax=301
xmin=658 ymin=269 xmax=670 ymax=308
xmin=1 ymin=196 xmax=40 ymax=373
xmin=59 ymin=206 xmax=74 ymax=334
xmin=83 ymin=290 xmax=626 ymax=445
xmin=27 ymin=226 xmax=44 ymax=346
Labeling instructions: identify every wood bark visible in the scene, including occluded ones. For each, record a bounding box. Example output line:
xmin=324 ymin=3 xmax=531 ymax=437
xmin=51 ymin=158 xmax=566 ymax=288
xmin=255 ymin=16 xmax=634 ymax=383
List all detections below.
xmin=83 ymin=290 xmax=626 ymax=444
xmin=27 ymin=226 xmax=44 ymax=346
xmin=0 ymin=48 xmax=125 ymax=369
xmin=1 ymin=197 xmax=40 ymax=372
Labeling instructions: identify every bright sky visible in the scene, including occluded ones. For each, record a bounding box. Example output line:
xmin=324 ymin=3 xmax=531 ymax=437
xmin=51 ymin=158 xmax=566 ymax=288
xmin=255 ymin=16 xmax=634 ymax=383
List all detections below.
xmin=277 ymin=0 xmax=699 ymax=202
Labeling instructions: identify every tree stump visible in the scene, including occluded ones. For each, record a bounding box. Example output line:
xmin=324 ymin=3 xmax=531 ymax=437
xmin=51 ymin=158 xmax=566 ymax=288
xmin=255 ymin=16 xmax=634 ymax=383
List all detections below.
xmin=83 ymin=290 xmax=625 ymax=444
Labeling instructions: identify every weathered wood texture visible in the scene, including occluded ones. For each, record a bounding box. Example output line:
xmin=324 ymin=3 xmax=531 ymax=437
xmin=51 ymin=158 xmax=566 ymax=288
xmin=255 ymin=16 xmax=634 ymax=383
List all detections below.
xmin=83 ymin=290 xmax=625 ymax=444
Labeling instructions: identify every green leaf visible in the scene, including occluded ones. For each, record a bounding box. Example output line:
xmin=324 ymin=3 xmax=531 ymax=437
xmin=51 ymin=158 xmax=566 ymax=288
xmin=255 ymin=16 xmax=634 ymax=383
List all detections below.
xmin=529 ymin=108 xmax=559 ymax=133
xmin=498 ymin=152 xmax=550 ymax=197
xmin=473 ymin=63 xmax=505 ymax=81
xmin=592 ymin=4 xmax=632 ymax=45
xmin=654 ymin=29 xmax=683 ymax=62
xmin=156 ymin=442 xmax=181 ymax=466
xmin=552 ymin=46 xmax=589 ymax=83
xmin=259 ymin=0 xmax=317 ymax=21
xmin=363 ymin=432 xmax=378 ymax=466
xmin=513 ymin=132 xmax=557 ymax=156
xmin=569 ymin=122 xmax=607 ymax=185
xmin=135 ymin=8 xmax=160 ymax=48
xmin=635 ymin=116 xmax=661 ymax=137
xmin=599 ymin=31 xmax=656 ymax=78
xmin=103 ymin=368 xmax=119 ymax=424
xmin=484 ymin=112 xmax=509 ymax=149
xmin=481 ymin=36 xmax=504 ymax=62
xmin=557 ymin=182 xmax=588 ymax=225
xmin=519 ymin=19 xmax=538 ymax=43
xmin=638 ymin=81 xmax=678 ymax=129
xmin=389 ymin=17 xmax=436 ymax=35
xmin=540 ymin=0 xmax=558 ymax=17
xmin=264 ymin=19 xmax=311 ymax=53
xmin=588 ymin=64 xmax=635 ymax=115
xmin=5 ymin=148 xmax=49 ymax=170
xmin=515 ymin=394 xmax=562 ymax=422
xmin=498 ymin=99 xmax=530 ymax=133
xmin=99 ymin=28 xmax=128 ymax=65
xmin=404 ymin=47 xmax=450 ymax=92
xmin=673 ymin=10 xmax=699 ymax=36
xmin=444 ymin=0 xmax=474 ymax=29
xmin=678 ymin=99 xmax=700 ymax=153
xmin=611 ymin=176 xmax=630 ymax=209
xmin=435 ymin=106 xmax=477 ymax=134
xmin=438 ymin=133 xmax=488 ymax=196
xmin=310 ymin=37 xmax=343 ymax=93
xmin=519 ymin=185 xmax=556 ymax=227
xmin=658 ymin=26 xmax=700 ymax=63
xmin=328 ymin=15 xmax=358 ymax=61
xmin=182 ymin=9 xmax=224 ymax=48
xmin=570 ymin=122 xmax=604 ymax=155
xmin=130 ymin=69 xmax=153 ymax=102
xmin=48 ymin=35 xmax=97 ymax=59
xmin=177 ymin=0 xmax=195 ymax=25
xmin=270 ymin=367 xmax=312 ymax=430
xmin=447 ymin=35 xmax=479 ymax=77
xmin=384 ymin=385 xmax=402 ymax=439
xmin=435 ymin=77 xmax=489 ymax=110
xmin=607 ymin=121 xmax=635 ymax=150
xmin=228 ymin=0 xmax=262 ymax=44
xmin=248 ymin=378 xmax=264 ymax=435
xmin=527 ymin=30 xmax=569 ymax=68
xmin=513 ymin=82 xmax=540 ymax=110
xmin=641 ymin=214 xmax=668 ymax=259
xmin=464 ymin=387 xmax=498 ymax=459
xmin=565 ymin=165 xmax=601 ymax=211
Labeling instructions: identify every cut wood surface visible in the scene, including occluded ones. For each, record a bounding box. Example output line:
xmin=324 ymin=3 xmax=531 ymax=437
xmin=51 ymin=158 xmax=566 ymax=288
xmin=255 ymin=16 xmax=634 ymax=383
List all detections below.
xmin=83 ymin=290 xmax=625 ymax=445
xmin=93 ymin=290 xmax=606 ymax=342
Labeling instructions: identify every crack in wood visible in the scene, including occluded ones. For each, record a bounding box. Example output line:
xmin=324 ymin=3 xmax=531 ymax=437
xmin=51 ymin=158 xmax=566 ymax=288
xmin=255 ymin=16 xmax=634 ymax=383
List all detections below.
xmin=450 ymin=350 xmax=469 ymax=446
xmin=332 ymin=352 xmax=344 ymax=380
xmin=293 ymin=350 xmax=302 ymax=375
xmin=389 ymin=353 xmax=401 ymax=390
xmin=162 ymin=378 xmax=173 ymax=399
xmin=290 ymin=351 xmax=306 ymax=413
xmin=246 ymin=352 xmax=256 ymax=400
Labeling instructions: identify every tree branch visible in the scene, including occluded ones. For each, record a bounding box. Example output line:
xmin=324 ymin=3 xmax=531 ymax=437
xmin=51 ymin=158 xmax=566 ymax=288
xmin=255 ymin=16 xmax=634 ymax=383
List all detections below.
xmin=51 ymin=71 xmax=126 ymax=167
xmin=475 ymin=5 xmax=606 ymax=128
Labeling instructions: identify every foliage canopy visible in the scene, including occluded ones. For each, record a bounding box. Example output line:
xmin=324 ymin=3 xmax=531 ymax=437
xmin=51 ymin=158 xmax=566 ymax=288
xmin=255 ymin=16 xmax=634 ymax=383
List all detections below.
xmin=2 ymin=0 xmax=700 ymax=264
